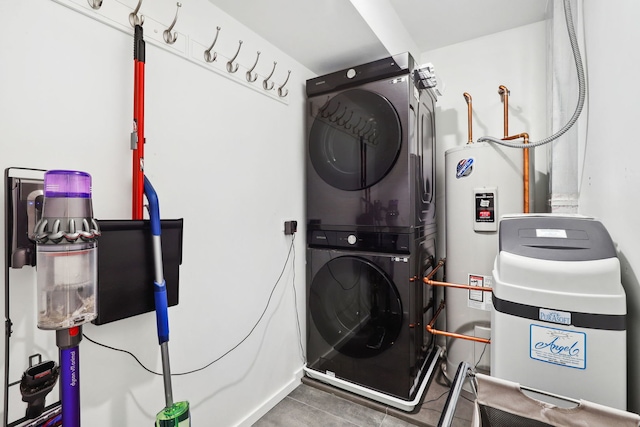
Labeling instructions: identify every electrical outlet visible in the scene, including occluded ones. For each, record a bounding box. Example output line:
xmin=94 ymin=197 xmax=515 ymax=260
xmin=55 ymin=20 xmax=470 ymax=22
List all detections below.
xmin=284 ymin=220 xmax=297 ymax=235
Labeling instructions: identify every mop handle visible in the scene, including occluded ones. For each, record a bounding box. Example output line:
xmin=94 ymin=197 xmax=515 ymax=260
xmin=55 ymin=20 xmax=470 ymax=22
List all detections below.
xmin=144 ymin=177 xmax=169 ymax=345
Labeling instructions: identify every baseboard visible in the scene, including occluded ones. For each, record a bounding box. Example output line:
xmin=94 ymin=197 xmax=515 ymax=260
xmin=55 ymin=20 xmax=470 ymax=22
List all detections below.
xmin=234 ymin=367 xmax=305 ymax=427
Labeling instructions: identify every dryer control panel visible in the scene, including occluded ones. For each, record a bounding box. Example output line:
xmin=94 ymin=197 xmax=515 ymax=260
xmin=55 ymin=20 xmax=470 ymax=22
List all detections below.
xmin=309 ymin=230 xmax=410 ymax=253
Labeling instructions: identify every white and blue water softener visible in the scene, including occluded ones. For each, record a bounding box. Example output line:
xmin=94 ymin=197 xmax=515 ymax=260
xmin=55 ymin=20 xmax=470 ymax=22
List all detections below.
xmin=491 ymin=214 xmax=626 ymax=410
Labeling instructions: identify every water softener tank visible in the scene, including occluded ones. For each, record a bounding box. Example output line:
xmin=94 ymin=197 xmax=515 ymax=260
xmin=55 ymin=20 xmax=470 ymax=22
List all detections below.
xmin=491 ymin=214 xmax=626 ymax=410
xmin=444 ymin=142 xmax=523 ymax=380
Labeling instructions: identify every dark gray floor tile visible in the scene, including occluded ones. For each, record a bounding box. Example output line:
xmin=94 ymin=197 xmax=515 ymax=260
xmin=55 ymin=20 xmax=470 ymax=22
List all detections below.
xmin=288 ymin=384 xmax=386 ymax=426
xmin=257 ymin=364 xmax=477 ymax=427
xmin=380 ymin=414 xmax=416 ymax=427
xmin=408 ymin=365 xmax=474 ymax=426
xmin=253 ymin=396 xmax=360 ymax=427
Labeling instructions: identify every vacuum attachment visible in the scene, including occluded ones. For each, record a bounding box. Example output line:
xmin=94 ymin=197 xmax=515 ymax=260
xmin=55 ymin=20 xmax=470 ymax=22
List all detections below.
xmin=156 ymin=402 xmax=190 ymax=427
xmin=20 ymin=355 xmax=59 ymax=419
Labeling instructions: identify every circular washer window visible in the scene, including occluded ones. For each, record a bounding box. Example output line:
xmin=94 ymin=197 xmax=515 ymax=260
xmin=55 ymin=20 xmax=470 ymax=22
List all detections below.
xmin=309 ymin=256 xmax=403 ymax=358
xmin=309 ymin=89 xmax=402 ymax=191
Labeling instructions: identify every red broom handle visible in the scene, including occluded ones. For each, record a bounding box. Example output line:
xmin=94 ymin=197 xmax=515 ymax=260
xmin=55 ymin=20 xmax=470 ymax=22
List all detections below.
xmin=132 ymin=58 xmax=139 ymax=219
xmin=132 ymin=25 xmax=145 ymax=219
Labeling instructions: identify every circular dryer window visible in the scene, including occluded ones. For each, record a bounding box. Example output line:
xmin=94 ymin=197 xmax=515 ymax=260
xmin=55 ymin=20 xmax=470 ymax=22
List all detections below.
xmin=309 ymin=89 xmax=402 ymax=191
xmin=309 ymin=256 xmax=403 ymax=358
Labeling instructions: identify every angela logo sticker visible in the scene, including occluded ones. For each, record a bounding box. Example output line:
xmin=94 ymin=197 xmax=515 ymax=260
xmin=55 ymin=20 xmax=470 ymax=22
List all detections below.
xmin=456 ymin=158 xmax=474 ymax=178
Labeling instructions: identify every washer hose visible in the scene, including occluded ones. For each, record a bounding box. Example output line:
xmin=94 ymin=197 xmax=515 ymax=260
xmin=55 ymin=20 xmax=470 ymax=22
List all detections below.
xmin=477 ymin=0 xmax=585 ymax=149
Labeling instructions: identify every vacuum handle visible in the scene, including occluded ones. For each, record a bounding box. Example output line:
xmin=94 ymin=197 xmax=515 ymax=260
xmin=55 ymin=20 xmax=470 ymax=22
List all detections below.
xmin=143 ymin=177 xmax=161 ymax=237
xmin=155 ymin=280 xmax=169 ymax=344
xmin=144 ymin=177 xmax=169 ymax=344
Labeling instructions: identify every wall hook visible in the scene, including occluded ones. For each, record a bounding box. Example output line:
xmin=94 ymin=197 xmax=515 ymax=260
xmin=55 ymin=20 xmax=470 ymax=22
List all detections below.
xmin=163 ymin=2 xmax=182 ymax=45
xmin=277 ymin=70 xmax=291 ymax=97
xmin=204 ymin=26 xmax=221 ymax=63
xmin=331 ymin=106 xmax=347 ymax=123
xmin=339 ymin=110 xmax=354 ymax=127
xmin=364 ymin=122 xmax=377 ymax=139
xmin=226 ymin=40 xmax=243 ymax=73
xmin=87 ymin=0 xmax=103 ymax=9
xmin=359 ymin=121 xmax=373 ymax=137
xmin=320 ymin=100 xmax=336 ymax=118
xmin=323 ymin=102 xmax=340 ymax=119
xmin=351 ymin=117 xmax=364 ymax=134
xmin=129 ymin=0 xmax=144 ymax=27
xmin=246 ymin=51 xmax=261 ymax=82
xmin=318 ymin=97 xmax=330 ymax=113
xmin=263 ymin=62 xmax=277 ymax=91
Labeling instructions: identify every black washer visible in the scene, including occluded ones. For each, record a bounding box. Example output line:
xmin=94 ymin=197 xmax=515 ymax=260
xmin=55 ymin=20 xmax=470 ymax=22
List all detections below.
xmin=309 ymin=255 xmax=402 ymax=358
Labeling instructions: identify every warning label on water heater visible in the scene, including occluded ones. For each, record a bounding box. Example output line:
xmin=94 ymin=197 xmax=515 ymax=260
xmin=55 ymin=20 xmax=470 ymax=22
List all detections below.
xmin=468 ymin=274 xmax=492 ymax=311
xmin=475 ymin=192 xmax=495 ymax=223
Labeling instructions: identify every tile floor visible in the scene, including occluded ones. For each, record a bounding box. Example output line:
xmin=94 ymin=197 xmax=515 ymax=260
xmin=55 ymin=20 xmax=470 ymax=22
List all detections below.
xmin=254 ymin=363 xmax=474 ymax=427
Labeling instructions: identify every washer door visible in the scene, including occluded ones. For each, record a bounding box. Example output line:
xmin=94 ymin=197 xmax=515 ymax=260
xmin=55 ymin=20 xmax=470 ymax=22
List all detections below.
xmin=309 ymin=89 xmax=402 ymax=191
xmin=309 ymin=256 xmax=403 ymax=358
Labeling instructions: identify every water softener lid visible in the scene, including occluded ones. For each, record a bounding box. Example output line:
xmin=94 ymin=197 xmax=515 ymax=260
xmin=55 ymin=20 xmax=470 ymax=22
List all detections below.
xmin=498 ymin=215 xmax=616 ymax=261
xmin=44 ymin=170 xmax=92 ymax=198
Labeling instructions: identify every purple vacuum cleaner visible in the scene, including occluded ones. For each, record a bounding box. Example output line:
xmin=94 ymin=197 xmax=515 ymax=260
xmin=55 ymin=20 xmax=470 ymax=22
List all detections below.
xmin=33 ymin=170 xmax=100 ymax=427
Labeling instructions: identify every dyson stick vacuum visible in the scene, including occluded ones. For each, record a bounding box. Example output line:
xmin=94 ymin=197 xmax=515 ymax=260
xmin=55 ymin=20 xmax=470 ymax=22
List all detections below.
xmin=33 ymin=170 xmax=100 ymax=427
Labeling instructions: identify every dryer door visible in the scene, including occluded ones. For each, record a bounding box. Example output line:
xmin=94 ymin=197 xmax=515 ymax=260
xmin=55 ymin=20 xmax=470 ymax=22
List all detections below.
xmin=309 ymin=255 xmax=402 ymax=358
xmin=309 ymin=89 xmax=402 ymax=191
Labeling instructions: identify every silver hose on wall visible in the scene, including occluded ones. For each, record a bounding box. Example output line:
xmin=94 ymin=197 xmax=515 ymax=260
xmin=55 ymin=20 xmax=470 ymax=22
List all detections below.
xmin=477 ymin=0 xmax=585 ymax=149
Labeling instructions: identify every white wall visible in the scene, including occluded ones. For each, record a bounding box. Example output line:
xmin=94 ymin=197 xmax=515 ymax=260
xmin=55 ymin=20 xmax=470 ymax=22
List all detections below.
xmin=580 ymin=0 xmax=640 ymax=413
xmin=0 ymin=1 xmax=313 ymax=426
xmin=420 ymin=21 xmax=548 ymax=259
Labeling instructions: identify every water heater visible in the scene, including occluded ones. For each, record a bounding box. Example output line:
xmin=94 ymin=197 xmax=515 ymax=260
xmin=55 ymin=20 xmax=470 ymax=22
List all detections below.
xmin=444 ymin=142 xmax=523 ymax=380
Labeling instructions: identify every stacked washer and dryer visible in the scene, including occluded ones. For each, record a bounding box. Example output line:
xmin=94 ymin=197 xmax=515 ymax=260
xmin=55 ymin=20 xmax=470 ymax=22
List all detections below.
xmin=303 ymin=53 xmax=441 ymax=411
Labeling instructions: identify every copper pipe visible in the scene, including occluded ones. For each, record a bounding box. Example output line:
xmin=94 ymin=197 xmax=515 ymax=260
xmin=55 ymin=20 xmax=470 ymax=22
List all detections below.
xmin=426 ymin=301 xmax=492 ymax=344
xmin=498 ymin=85 xmax=510 ymax=138
xmin=503 ymin=132 xmax=530 ymax=213
xmin=463 ymin=92 xmax=473 ymax=144
xmin=424 ymin=278 xmax=492 ymax=293
xmin=425 ymin=257 xmax=446 ymax=281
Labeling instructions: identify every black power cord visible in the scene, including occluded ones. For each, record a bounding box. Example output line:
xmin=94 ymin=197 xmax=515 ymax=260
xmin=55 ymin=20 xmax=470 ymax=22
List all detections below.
xmin=84 ymin=233 xmax=298 ymax=376
xmin=290 ymin=237 xmax=306 ymax=364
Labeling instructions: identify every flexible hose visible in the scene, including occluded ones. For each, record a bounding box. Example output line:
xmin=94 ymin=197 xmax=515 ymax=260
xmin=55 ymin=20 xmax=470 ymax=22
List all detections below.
xmin=477 ymin=0 xmax=585 ymax=149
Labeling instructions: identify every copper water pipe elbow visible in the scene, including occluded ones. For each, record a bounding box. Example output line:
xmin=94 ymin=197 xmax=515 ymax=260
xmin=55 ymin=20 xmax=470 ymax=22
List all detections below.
xmin=498 ymin=85 xmax=510 ymax=138
xmin=426 ymin=300 xmax=492 ymax=344
xmin=503 ymin=132 xmax=530 ymax=213
xmin=425 ymin=258 xmax=446 ymax=281
xmin=463 ymin=92 xmax=473 ymax=144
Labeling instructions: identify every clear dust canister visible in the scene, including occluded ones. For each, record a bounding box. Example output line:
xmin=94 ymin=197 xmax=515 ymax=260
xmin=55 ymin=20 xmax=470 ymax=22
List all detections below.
xmin=34 ymin=170 xmax=100 ymax=330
